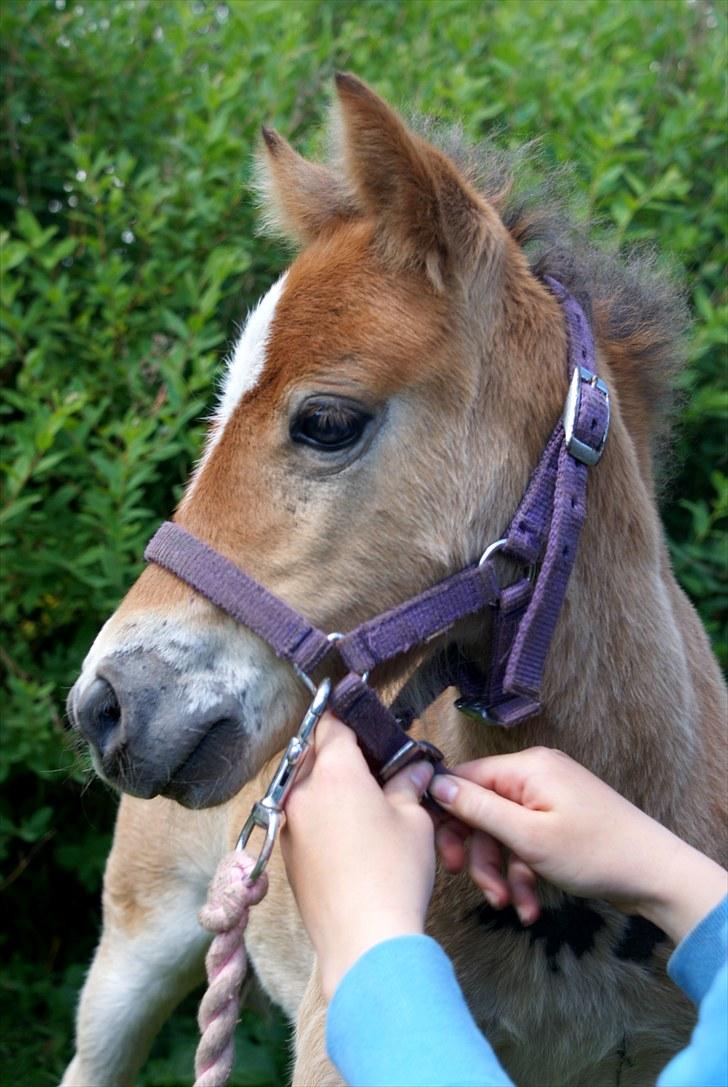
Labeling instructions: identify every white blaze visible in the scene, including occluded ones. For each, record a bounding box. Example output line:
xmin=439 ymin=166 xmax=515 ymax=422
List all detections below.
xmin=186 ymin=272 xmax=288 ymax=489
xmin=215 ymin=272 xmax=287 ymax=426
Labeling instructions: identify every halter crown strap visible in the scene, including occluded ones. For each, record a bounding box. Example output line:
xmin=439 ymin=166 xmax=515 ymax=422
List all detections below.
xmin=468 ymin=276 xmax=609 ymax=725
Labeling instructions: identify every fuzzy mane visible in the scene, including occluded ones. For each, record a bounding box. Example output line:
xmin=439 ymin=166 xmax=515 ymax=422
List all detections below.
xmin=414 ymin=119 xmax=689 ymax=464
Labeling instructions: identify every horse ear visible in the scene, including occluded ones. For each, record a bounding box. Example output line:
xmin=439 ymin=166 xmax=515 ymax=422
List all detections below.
xmin=255 ymin=126 xmax=358 ymax=245
xmin=333 ymin=72 xmax=504 ymax=290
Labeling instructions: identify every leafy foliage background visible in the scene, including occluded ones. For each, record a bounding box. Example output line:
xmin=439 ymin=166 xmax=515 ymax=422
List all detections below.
xmin=1 ymin=1 xmax=725 ymax=1083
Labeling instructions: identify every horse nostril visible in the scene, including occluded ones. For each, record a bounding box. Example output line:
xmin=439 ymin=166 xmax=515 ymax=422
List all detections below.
xmin=96 ymin=681 xmax=121 ymax=729
xmin=76 ymin=676 xmax=123 ymax=757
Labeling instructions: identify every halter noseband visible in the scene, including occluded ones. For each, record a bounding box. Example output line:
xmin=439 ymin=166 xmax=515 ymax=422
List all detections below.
xmin=144 ymin=277 xmax=609 ymax=782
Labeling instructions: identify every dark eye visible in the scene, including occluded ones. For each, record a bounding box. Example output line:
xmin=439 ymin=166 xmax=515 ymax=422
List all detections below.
xmin=291 ymin=399 xmax=372 ymax=451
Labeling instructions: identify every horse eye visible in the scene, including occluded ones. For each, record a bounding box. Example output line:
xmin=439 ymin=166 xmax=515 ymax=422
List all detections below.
xmin=291 ymin=400 xmax=372 ymax=451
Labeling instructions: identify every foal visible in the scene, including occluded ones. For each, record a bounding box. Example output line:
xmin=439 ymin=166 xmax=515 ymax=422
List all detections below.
xmin=63 ymin=74 xmax=727 ymax=1086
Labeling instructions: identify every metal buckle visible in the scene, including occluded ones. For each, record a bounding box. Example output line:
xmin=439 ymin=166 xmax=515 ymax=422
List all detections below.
xmin=236 ymin=677 xmax=331 ymax=881
xmin=563 ymin=366 xmax=610 ymax=467
xmin=378 ymin=738 xmax=444 ymax=783
xmin=453 ymin=697 xmax=503 ymax=725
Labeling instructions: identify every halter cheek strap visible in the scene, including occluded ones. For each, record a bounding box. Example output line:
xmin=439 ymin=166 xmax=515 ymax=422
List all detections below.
xmin=144 ymin=278 xmax=609 ymax=779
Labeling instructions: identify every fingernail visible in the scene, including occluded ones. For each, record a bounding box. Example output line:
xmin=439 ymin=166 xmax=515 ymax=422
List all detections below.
xmin=430 ymin=775 xmax=458 ymax=804
xmin=409 ymin=762 xmax=433 ymax=793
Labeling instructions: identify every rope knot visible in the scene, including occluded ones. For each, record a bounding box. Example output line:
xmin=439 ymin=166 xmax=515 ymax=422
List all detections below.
xmin=199 ymin=852 xmax=268 ymax=934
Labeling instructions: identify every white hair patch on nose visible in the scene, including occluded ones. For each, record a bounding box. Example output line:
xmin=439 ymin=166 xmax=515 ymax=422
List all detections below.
xmin=215 ymin=272 xmax=287 ymax=426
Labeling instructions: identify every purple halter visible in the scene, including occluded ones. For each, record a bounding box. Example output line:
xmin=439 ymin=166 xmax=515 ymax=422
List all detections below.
xmin=144 ymin=277 xmax=609 ymax=781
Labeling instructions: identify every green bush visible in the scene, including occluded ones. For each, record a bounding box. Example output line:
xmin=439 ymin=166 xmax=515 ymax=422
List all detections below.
xmin=1 ymin=2 xmax=725 ymax=1084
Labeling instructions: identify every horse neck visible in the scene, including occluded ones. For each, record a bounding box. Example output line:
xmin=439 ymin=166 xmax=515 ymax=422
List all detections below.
xmin=440 ymin=389 xmax=707 ymax=832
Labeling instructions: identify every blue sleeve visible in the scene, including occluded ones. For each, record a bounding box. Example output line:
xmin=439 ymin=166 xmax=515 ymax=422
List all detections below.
xmin=326 ymin=934 xmax=514 ymax=1087
xmin=326 ymin=901 xmax=728 ymax=1087
xmin=658 ymin=894 xmax=728 ymax=1087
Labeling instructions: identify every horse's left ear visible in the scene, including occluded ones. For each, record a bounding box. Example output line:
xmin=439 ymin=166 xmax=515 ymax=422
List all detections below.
xmin=333 ymin=72 xmax=506 ymax=290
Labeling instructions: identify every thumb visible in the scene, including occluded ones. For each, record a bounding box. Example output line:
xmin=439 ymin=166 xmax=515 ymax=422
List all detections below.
xmin=429 ymin=772 xmax=533 ymax=854
xmin=313 ymin=711 xmax=358 ymax=753
xmin=383 ymin=760 xmax=434 ymax=806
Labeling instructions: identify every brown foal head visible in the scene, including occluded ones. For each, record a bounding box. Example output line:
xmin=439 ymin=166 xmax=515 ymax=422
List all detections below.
xmin=67 ymin=75 xmax=585 ymax=807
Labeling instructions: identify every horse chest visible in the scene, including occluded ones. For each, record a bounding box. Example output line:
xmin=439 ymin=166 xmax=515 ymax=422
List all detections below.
xmin=434 ymin=888 xmax=693 ymax=1086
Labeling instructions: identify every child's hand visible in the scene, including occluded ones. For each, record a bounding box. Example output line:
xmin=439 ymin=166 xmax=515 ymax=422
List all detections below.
xmin=281 ymin=713 xmax=435 ymax=999
xmin=430 ymin=747 xmax=727 ymax=943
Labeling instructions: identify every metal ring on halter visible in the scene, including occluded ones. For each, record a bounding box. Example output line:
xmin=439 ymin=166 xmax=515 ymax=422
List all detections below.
xmin=479 ymin=537 xmax=537 ymax=584
xmin=478 ymin=537 xmax=508 ymax=566
xmin=328 ymin=630 xmax=370 ymax=683
xmin=292 ymin=662 xmax=317 ymax=695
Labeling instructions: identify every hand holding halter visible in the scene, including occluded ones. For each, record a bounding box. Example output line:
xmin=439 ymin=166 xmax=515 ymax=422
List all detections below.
xmin=236 ymin=677 xmax=332 ymax=882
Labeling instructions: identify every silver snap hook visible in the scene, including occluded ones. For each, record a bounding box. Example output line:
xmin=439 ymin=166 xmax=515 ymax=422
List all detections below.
xmin=236 ymin=677 xmax=332 ymax=881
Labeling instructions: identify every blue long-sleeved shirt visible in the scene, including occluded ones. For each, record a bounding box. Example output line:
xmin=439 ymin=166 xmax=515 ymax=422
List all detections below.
xmin=326 ymin=895 xmax=728 ymax=1086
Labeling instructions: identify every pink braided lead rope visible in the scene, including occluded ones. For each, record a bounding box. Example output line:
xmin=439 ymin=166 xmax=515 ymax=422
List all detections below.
xmin=194 ymin=851 xmax=269 ymax=1087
